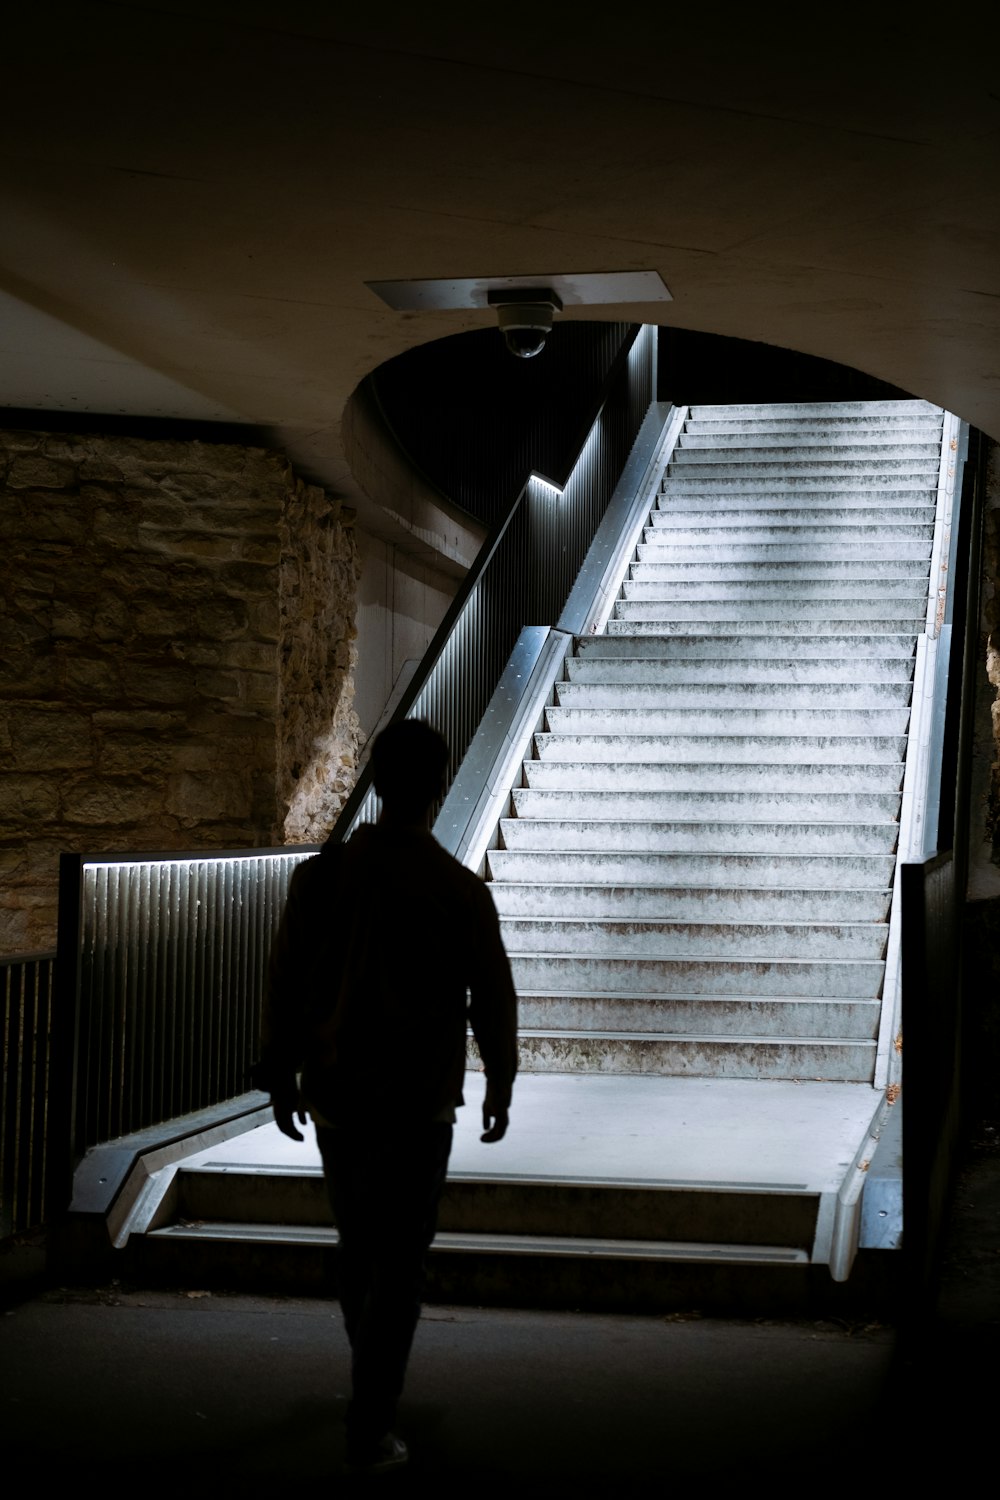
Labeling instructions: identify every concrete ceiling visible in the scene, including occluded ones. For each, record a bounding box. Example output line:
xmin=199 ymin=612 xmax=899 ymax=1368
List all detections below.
xmin=3 ymin=1 xmax=999 ymax=534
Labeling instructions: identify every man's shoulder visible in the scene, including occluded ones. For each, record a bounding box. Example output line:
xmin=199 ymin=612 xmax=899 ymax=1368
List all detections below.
xmin=296 ymin=826 xmax=493 ymax=911
xmin=375 ymin=829 xmax=494 ymax=908
xmin=427 ymin=842 xmax=499 ymax=920
xmin=286 ymin=844 xmax=344 ymax=899
xmin=291 ymin=845 xmax=339 ymax=875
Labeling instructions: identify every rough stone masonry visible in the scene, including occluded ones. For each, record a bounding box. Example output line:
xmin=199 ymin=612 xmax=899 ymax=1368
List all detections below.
xmin=0 ymin=428 xmax=360 ymax=955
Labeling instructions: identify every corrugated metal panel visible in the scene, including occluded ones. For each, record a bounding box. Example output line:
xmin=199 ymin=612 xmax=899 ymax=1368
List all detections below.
xmin=74 ymin=852 xmax=313 ymax=1148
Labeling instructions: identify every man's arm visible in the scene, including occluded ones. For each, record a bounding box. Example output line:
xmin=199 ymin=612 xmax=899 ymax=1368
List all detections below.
xmin=481 ymin=1082 xmax=510 ymax=1144
xmin=466 ymin=883 xmax=518 ymax=1143
xmin=258 ymin=859 xmax=316 ymax=1142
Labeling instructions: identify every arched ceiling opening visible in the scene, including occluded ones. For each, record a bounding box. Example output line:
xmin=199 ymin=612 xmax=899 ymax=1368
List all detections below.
xmin=2 ymin=1 xmax=997 ymax=548
xmin=364 ymin=320 xmax=916 ymax=527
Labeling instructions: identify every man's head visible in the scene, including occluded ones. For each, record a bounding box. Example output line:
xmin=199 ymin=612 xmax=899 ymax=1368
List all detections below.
xmin=371 ymin=719 xmax=449 ymax=822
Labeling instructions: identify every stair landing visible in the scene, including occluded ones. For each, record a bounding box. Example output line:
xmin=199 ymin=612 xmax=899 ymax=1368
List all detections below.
xmin=132 ymin=1074 xmax=889 ymax=1311
xmin=169 ymin=1072 xmax=880 ymax=1194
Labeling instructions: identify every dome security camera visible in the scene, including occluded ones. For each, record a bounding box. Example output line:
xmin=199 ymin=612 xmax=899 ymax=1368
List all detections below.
xmin=496 ymin=302 xmax=554 ymax=359
xmin=488 ymin=288 xmax=563 ymax=359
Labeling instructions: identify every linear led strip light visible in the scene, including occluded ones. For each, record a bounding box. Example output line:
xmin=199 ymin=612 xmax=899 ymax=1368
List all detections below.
xmin=83 ymin=851 xmax=311 ymax=872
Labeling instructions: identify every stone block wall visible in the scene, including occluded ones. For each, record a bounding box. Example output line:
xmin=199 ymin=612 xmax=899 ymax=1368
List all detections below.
xmin=1 ymin=429 xmax=360 ymax=955
xmin=278 ymin=478 xmax=362 ymax=842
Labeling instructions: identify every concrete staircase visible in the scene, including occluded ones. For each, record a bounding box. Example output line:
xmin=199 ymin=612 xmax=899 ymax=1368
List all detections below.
xmin=123 ymin=398 xmax=949 ymax=1311
xmin=488 ymin=399 xmax=944 ymax=1084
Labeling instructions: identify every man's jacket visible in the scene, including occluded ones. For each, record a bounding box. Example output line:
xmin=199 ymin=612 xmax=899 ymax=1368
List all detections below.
xmin=259 ymin=823 xmax=518 ymax=1124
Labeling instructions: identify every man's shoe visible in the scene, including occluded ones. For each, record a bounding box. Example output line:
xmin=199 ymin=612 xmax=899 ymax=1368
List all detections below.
xmin=344 ymin=1432 xmax=409 ymax=1475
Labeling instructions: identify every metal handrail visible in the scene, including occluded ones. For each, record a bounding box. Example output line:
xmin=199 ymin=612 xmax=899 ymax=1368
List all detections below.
xmin=331 ymin=323 xmax=656 ymax=841
xmin=898 ymin=423 xmax=986 ymax=1309
xmin=876 ymin=412 xmax=969 ymax=1090
xmin=435 ymin=399 xmax=683 ymax=870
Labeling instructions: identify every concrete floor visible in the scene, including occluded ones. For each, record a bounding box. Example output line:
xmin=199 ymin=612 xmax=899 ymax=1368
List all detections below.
xmin=1 ymin=1114 xmax=995 ymax=1492
xmin=1 ymin=1264 xmax=992 ymax=1493
xmin=0 ymin=1286 xmax=898 ymax=1492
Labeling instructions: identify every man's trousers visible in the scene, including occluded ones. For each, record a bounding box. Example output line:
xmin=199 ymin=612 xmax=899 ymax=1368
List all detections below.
xmin=316 ymin=1119 xmax=453 ymax=1448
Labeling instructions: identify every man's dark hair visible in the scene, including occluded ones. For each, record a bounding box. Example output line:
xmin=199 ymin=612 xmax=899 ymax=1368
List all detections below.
xmin=371 ymin=719 xmax=450 ymax=814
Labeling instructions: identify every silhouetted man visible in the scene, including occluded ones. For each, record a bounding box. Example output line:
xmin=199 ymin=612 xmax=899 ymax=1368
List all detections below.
xmin=259 ymin=719 xmax=518 ymax=1474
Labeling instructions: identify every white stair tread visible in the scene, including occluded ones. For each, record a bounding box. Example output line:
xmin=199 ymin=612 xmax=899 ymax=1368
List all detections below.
xmin=516 ymin=1027 xmax=877 ymax=1045
xmin=148 ymin=1219 xmax=811 ymax=1266
xmin=503 ymin=912 xmax=887 ymax=924
xmin=511 ymin=790 xmax=903 ymax=815
xmin=688 ymin=399 xmax=939 ymax=414
xmin=575 ymin=633 xmax=919 ymax=654
xmin=511 ymin=988 xmax=883 ymax=1006
xmin=433 ymin=1232 xmax=812 ymax=1264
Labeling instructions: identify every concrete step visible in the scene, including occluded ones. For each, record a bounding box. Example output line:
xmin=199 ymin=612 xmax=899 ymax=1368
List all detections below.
xmin=532 ymin=732 xmax=907 ymax=763
xmin=564 ymin=656 xmax=915 ymax=684
xmin=650 ymin=507 xmax=935 ymax=530
xmin=668 ymin=456 xmax=941 ymax=480
xmin=133 ymin=1219 xmax=818 ymax=1312
xmin=670 ymin=445 xmax=940 ymax=467
xmin=656 ymin=490 xmax=937 ymax=512
xmin=678 ymin=428 xmax=941 ymax=449
xmin=152 ymin=1161 xmax=821 ymax=1249
xmin=631 ymin=559 xmax=931 ymax=581
xmin=542 ymin=706 xmax=910 ymax=736
xmin=498 ymin=818 xmax=898 ymax=855
xmin=641 ymin=524 xmax=934 ymax=547
xmin=605 ymin=616 xmax=924 ymax=635
xmin=632 ymin=555 xmax=929 ymax=570
xmin=521 ymin=760 xmax=904 ymax=792
xmin=687 ymin=399 xmax=940 ymax=417
xmin=499 ymin=917 xmax=888 ymax=959
xmin=488 ymin=883 xmax=892 ymax=923
xmin=510 ymin=787 xmax=902 ymax=820
xmin=620 ymin=573 xmax=929 ymax=597
xmin=661 ymin=475 xmax=938 ymax=494
xmin=513 ymin=1031 xmax=876 ymax=1081
xmin=683 ymin=414 xmax=941 ymax=434
xmin=515 ymin=992 xmax=881 ymax=1038
xmin=635 ymin=541 xmax=932 ymax=563
xmin=441 ymin=1174 xmax=816 ymax=1244
xmin=613 ymin=600 xmax=925 ymax=624
xmin=508 ymin=953 xmax=883 ymax=1000
xmin=573 ymin=632 xmax=918 ymax=659
xmin=487 ymin=849 xmax=896 ymax=887
xmin=552 ymin=682 xmax=912 ymax=709
xmin=621 ymin=578 xmax=927 ymax=603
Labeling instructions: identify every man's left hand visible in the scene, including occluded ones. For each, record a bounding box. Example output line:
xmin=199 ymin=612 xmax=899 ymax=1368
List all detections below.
xmin=481 ymin=1087 xmax=509 ymax=1143
xmin=272 ymin=1091 xmax=309 ymax=1142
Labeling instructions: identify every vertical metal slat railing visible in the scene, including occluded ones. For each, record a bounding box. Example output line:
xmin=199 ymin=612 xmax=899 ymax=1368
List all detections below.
xmin=333 ymin=323 xmax=656 ymax=841
xmin=61 ymin=850 xmax=313 ymax=1155
xmin=1 ymin=954 xmax=55 ymax=1237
